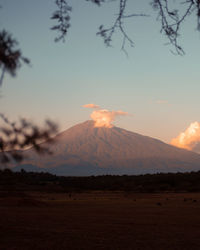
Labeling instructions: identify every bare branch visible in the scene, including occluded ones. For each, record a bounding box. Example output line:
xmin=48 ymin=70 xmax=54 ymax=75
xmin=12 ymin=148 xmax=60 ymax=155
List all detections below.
xmin=50 ymin=0 xmax=200 ymax=54
xmin=151 ymin=0 xmax=196 ymax=55
xmin=122 ymin=13 xmax=150 ymax=18
xmin=97 ymin=0 xmax=136 ymax=54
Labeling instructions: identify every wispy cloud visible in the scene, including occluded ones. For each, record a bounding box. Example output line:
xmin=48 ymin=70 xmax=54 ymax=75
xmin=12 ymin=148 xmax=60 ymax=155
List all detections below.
xmin=82 ymin=103 xmax=100 ymax=109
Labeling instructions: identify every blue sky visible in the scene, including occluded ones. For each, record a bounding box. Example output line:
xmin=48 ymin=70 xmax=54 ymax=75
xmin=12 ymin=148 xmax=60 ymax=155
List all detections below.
xmin=1 ymin=0 xmax=200 ymax=143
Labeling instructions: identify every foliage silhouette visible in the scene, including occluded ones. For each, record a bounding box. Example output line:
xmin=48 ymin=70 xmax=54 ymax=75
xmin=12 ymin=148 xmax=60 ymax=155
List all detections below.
xmin=0 ymin=30 xmax=58 ymax=164
xmin=1 ymin=169 xmax=200 ymax=193
xmin=0 ymin=30 xmax=30 ymax=86
xmin=0 ymin=114 xmax=58 ymax=165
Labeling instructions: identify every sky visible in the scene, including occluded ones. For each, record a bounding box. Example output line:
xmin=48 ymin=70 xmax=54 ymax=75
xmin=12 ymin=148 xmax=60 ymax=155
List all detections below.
xmin=1 ymin=0 xmax=200 ymax=144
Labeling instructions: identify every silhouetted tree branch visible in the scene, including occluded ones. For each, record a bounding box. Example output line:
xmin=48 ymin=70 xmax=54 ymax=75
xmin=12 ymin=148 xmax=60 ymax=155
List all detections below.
xmin=0 ymin=29 xmax=58 ymax=165
xmin=0 ymin=114 xmax=58 ymax=164
xmin=51 ymin=0 xmax=72 ymax=42
xmin=51 ymin=0 xmax=200 ymax=55
xmin=150 ymin=0 xmax=199 ymax=55
xmin=96 ymin=0 xmax=148 ymax=56
xmin=97 ymin=0 xmax=134 ymax=55
xmin=0 ymin=30 xmax=30 ymax=86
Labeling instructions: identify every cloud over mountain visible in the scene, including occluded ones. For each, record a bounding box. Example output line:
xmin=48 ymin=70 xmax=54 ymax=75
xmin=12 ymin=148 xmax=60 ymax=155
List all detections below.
xmin=83 ymin=104 xmax=129 ymax=128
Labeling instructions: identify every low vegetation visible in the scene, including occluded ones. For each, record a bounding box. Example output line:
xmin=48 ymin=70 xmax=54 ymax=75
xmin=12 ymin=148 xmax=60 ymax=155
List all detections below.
xmin=1 ymin=169 xmax=200 ymax=193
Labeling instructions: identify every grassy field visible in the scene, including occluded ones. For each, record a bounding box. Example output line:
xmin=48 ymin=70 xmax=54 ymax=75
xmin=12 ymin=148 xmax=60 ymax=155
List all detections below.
xmin=1 ymin=191 xmax=200 ymax=249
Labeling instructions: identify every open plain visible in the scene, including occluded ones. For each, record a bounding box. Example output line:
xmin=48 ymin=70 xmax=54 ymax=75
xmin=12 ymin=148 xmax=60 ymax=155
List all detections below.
xmin=1 ymin=191 xmax=200 ymax=250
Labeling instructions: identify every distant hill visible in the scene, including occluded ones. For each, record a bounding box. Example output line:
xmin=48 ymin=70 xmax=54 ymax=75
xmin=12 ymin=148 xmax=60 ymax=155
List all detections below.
xmin=13 ymin=120 xmax=200 ymax=175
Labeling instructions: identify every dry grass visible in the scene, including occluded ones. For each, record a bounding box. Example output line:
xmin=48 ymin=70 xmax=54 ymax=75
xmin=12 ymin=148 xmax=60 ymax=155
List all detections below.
xmin=1 ymin=191 xmax=200 ymax=249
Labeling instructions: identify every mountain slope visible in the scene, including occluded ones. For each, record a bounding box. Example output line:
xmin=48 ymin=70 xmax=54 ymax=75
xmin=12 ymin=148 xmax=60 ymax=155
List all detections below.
xmin=20 ymin=120 xmax=200 ymax=175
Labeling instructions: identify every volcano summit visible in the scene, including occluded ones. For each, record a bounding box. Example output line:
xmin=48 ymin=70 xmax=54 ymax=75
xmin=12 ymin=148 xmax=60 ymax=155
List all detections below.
xmin=15 ymin=120 xmax=200 ymax=175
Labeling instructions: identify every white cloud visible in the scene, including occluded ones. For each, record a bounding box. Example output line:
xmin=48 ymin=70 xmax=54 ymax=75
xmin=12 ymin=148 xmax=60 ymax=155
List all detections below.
xmin=83 ymin=104 xmax=129 ymax=128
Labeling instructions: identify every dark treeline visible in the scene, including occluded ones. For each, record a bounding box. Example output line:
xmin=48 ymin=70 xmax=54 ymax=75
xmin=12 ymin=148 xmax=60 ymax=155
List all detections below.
xmin=1 ymin=169 xmax=200 ymax=193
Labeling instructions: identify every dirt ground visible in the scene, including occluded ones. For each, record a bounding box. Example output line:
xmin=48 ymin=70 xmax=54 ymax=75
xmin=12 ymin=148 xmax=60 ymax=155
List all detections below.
xmin=1 ymin=191 xmax=200 ymax=250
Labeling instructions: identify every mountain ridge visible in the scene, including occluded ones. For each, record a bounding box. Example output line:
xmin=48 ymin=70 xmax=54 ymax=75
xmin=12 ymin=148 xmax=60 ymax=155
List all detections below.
xmin=14 ymin=120 xmax=200 ymax=175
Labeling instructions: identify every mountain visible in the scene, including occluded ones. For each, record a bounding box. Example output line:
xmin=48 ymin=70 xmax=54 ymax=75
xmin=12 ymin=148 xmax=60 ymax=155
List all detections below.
xmin=14 ymin=120 xmax=200 ymax=175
